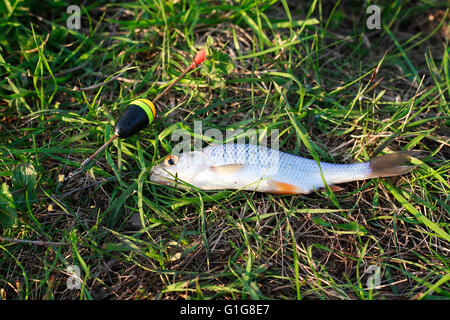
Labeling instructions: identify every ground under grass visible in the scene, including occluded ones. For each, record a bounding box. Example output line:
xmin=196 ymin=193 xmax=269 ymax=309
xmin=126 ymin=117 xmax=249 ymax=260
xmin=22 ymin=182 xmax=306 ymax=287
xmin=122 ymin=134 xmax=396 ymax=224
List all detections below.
xmin=0 ymin=0 xmax=449 ymax=299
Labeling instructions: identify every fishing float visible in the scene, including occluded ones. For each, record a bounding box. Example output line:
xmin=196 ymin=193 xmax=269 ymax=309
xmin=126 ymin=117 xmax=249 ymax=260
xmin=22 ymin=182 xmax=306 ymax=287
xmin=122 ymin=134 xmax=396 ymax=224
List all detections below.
xmin=68 ymin=49 xmax=206 ymax=178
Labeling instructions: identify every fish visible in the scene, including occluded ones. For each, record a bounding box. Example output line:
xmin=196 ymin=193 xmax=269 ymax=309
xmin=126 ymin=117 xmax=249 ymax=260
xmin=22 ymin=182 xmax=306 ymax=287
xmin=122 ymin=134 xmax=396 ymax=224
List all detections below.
xmin=149 ymin=143 xmax=415 ymax=194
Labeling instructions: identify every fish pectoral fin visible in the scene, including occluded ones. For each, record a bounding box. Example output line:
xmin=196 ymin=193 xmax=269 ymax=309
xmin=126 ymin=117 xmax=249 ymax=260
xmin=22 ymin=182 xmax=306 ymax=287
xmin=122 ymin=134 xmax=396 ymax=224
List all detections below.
xmin=209 ymin=164 xmax=245 ymax=175
xmin=268 ymin=180 xmax=302 ymax=195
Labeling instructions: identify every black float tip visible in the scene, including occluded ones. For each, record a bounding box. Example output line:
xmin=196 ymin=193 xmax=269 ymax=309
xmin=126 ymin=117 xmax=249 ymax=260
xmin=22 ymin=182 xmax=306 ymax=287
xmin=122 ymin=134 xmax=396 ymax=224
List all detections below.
xmin=114 ymin=99 xmax=156 ymax=139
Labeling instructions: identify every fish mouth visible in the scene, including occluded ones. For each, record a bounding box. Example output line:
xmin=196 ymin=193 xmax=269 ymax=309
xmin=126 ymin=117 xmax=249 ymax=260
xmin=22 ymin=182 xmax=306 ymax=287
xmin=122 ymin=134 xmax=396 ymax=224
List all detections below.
xmin=150 ymin=167 xmax=176 ymax=186
xmin=150 ymin=169 xmax=193 ymax=191
xmin=150 ymin=174 xmax=173 ymax=186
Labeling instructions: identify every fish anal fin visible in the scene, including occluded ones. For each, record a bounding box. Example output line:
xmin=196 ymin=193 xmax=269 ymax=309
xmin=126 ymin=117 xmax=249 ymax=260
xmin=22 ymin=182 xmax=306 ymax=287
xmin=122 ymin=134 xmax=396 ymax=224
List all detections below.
xmin=268 ymin=180 xmax=302 ymax=195
xmin=318 ymin=185 xmax=345 ymax=192
xmin=210 ymin=164 xmax=244 ymax=175
xmin=329 ymin=185 xmax=345 ymax=192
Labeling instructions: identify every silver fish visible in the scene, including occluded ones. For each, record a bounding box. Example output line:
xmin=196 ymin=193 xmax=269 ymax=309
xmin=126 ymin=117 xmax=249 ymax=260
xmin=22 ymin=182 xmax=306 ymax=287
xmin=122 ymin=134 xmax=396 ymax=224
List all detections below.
xmin=150 ymin=143 xmax=414 ymax=194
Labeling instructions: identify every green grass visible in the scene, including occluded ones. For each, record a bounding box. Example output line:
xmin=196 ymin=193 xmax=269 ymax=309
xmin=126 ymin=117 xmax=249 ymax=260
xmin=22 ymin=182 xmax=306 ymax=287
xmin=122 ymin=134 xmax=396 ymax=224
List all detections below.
xmin=0 ymin=0 xmax=449 ymax=300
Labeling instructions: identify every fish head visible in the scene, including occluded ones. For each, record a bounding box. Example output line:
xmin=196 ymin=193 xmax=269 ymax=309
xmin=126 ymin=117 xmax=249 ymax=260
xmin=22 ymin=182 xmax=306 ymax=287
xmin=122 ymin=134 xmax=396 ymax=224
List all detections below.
xmin=150 ymin=151 xmax=209 ymax=187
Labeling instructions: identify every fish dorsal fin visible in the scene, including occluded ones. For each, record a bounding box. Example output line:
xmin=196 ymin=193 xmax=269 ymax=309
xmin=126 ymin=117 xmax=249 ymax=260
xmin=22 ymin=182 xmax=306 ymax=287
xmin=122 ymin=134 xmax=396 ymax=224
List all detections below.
xmin=209 ymin=164 xmax=245 ymax=175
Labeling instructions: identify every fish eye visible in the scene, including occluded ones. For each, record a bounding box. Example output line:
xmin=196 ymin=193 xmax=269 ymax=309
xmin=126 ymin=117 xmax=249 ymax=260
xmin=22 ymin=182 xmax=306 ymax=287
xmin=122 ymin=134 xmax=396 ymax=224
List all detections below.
xmin=164 ymin=155 xmax=179 ymax=166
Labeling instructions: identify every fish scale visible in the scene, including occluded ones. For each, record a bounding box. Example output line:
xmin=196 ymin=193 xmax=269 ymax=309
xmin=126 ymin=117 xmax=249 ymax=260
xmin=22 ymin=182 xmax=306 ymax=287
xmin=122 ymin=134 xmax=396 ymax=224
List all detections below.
xmin=203 ymin=143 xmax=372 ymax=192
xmin=150 ymin=143 xmax=414 ymax=194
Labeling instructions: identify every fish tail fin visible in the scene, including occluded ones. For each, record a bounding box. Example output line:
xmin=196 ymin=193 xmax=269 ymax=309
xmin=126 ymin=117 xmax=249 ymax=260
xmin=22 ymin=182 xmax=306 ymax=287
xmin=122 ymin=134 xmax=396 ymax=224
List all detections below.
xmin=367 ymin=151 xmax=419 ymax=179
